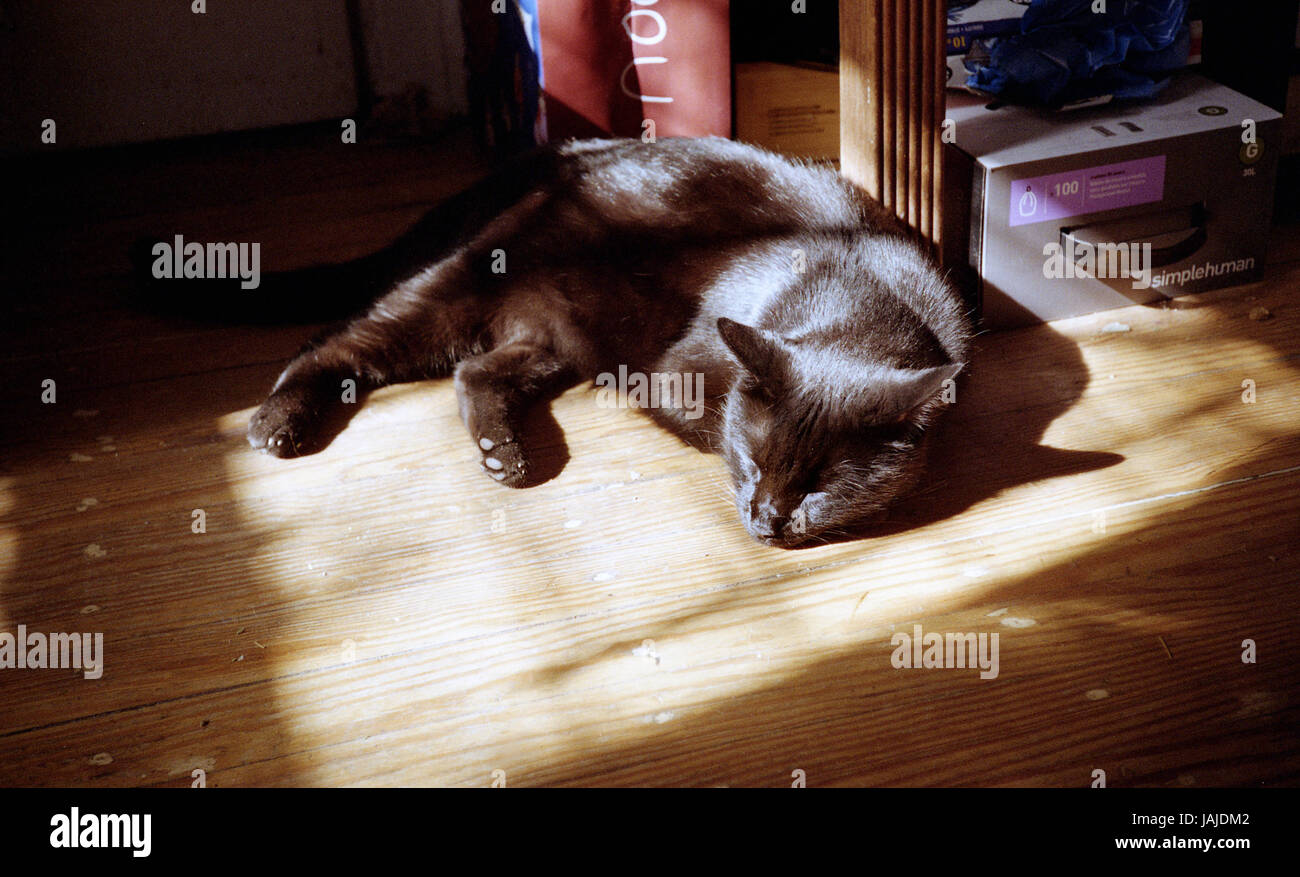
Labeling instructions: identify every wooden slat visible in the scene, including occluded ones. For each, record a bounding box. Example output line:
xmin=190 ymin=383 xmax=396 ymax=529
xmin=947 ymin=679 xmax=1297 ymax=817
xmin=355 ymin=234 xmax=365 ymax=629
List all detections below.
xmin=840 ymin=0 xmax=946 ymax=246
xmin=930 ymin=0 xmax=946 ymax=254
xmin=880 ymin=1 xmax=895 ymax=212
xmin=907 ymin=0 xmax=921 ymax=229
xmin=837 ymin=0 xmax=883 ymax=200
xmin=918 ymin=0 xmax=934 ymax=241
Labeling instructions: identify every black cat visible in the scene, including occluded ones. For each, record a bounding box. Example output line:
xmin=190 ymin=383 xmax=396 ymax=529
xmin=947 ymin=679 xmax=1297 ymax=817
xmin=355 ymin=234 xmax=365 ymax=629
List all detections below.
xmin=245 ymin=137 xmax=971 ymax=547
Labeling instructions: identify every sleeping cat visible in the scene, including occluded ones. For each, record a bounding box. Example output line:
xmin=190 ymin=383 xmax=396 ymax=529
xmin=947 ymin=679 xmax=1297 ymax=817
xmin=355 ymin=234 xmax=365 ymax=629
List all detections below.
xmin=245 ymin=137 xmax=971 ymax=547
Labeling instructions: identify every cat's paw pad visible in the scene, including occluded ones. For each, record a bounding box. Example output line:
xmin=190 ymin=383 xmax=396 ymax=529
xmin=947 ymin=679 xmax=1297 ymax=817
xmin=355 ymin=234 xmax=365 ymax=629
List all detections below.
xmin=477 ymin=435 xmax=528 ymax=487
xmin=248 ymin=391 xmax=317 ymax=458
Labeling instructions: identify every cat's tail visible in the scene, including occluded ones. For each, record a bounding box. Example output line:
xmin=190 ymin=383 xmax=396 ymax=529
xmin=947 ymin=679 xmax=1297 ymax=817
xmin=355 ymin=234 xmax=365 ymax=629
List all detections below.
xmin=127 ymin=143 xmax=563 ymax=325
xmin=127 ymin=237 xmax=389 ymax=325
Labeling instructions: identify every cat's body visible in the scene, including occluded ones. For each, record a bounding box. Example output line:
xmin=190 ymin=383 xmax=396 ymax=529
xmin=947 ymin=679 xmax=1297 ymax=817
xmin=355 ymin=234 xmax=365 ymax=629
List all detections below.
xmin=246 ymin=137 xmax=971 ymax=546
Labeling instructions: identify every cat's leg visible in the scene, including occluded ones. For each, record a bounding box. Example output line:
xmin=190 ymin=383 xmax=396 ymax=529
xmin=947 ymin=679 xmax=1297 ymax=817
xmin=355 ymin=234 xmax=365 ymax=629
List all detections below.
xmin=453 ymin=342 xmax=574 ymax=487
xmin=249 ymin=173 xmax=559 ymax=457
xmin=248 ymin=267 xmax=482 ymax=456
xmin=247 ymin=331 xmax=415 ymax=457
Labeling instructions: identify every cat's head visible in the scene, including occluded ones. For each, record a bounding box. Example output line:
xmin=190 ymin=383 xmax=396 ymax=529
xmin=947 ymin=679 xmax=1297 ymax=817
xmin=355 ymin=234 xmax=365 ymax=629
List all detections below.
xmin=717 ymin=317 xmax=963 ymax=548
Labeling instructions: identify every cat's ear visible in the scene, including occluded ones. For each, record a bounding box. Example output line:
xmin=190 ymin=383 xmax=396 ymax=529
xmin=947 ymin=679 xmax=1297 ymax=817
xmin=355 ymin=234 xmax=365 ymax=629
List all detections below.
xmin=881 ymin=362 xmax=964 ymax=421
xmin=717 ymin=318 xmax=785 ymax=385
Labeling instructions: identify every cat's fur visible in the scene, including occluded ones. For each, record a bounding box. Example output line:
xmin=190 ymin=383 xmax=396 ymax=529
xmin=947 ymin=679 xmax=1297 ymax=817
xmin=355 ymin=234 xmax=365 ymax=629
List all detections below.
xmin=246 ymin=137 xmax=971 ymax=547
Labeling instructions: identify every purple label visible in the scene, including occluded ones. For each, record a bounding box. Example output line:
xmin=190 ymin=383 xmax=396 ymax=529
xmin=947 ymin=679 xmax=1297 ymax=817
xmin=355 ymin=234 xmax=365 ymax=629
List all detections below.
xmin=1009 ymin=155 xmax=1165 ymax=227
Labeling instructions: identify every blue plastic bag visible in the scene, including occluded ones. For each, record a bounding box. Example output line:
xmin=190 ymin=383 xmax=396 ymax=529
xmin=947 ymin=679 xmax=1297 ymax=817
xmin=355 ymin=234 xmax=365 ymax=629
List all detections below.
xmin=965 ymin=0 xmax=1190 ymax=106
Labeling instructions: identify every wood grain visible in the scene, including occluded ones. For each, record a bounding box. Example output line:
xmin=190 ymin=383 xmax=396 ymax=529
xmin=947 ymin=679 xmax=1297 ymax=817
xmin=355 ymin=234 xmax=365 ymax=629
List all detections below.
xmin=0 ymin=131 xmax=1297 ymax=787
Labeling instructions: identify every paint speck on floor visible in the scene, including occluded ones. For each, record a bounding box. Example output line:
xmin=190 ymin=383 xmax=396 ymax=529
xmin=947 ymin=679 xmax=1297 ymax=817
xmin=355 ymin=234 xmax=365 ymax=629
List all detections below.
xmin=69 ymin=453 xmax=93 ymax=463
xmin=1234 ymin=690 xmax=1278 ymax=719
xmin=1000 ymin=616 xmax=1036 ymax=628
xmin=80 ymin=604 xmax=100 ymax=615
xmin=171 ymin=755 xmax=216 ymax=777
xmin=564 ymin=519 xmax=583 ymax=529
xmin=632 ymin=641 xmax=660 ymax=665
xmin=645 ymin=711 xmax=675 ymax=724
xmin=76 ymin=498 xmax=99 ymax=512
xmin=962 ymin=565 xmax=991 ymax=578
xmin=83 ymin=544 xmax=107 ymax=559
xmin=1086 ymin=689 xmax=1109 ymax=701
xmin=592 ymin=571 xmax=615 ymax=583
xmin=89 ymin=752 xmax=113 ymax=765
xmin=986 ymin=607 xmax=1010 ymax=617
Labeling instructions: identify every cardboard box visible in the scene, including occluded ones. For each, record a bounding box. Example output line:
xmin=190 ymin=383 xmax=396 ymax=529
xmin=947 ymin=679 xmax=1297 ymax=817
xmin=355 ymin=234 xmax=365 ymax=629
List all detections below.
xmin=945 ymin=74 xmax=1283 ymax=329
xmin=733 ymin=61 xmax=839 ymax=161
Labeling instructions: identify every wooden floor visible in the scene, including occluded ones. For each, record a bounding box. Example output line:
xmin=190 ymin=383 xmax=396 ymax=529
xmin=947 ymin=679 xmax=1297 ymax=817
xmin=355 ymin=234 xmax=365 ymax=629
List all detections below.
xmin=2 ymin=128 xmax=1297 ymax=787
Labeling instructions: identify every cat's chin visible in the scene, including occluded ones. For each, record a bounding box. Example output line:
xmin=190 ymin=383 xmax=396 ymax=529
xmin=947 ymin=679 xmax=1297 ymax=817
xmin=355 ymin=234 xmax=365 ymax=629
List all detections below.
xmin=744 ymin=509 xmax=892 ymax=548
xmin=752 ymin=531 xmax=815 ymax=549
xmin=742 ymin=518 xmax=823 ymax=549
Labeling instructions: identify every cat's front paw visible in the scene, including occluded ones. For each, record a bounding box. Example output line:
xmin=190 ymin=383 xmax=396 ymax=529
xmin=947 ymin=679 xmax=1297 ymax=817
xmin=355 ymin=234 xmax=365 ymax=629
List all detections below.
xmin=477 ymin=435 xmax=529 ymax=487
xmin=248 ymin=389 xmax=319 ymax=458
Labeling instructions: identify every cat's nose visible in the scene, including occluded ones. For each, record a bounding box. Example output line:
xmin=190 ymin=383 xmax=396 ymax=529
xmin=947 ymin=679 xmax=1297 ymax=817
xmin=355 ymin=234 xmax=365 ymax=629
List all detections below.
xmin=748 ymin=497 xmax=787 ymax=540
